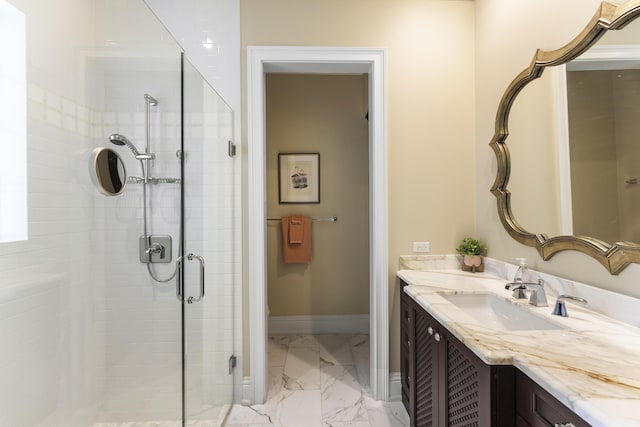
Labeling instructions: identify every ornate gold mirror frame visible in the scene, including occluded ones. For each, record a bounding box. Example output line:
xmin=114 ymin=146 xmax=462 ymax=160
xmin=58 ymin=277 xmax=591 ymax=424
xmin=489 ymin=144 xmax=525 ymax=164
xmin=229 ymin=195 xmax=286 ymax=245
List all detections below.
xmin=490 ymin=0 xmax=640 ymax=275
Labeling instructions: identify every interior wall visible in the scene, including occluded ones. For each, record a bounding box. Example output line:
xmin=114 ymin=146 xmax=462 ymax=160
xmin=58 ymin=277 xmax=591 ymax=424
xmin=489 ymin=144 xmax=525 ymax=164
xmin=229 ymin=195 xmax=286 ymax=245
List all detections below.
xmin=241 ymin=0 xmax=476 ymax=374
xmin=475 ymin=0 xmax=640 ymax=298
xmin=265 ymin=73 xmax=369 ymax=317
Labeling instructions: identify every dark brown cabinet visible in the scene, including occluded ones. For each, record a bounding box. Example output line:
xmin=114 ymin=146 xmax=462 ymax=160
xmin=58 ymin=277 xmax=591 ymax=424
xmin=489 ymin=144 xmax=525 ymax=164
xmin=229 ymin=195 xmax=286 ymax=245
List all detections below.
xmin=400 ymin=280 xmax=592 ymax=427
xmin=515 ymin=370 xmax=590 ymax=427
xmin=400 ymin=280 xmax=514 ymax=426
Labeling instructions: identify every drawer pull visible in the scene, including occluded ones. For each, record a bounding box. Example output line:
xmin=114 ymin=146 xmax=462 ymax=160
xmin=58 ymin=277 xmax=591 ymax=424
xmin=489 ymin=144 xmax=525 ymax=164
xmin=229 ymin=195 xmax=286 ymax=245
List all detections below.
xmin=554 ymin=423 xmax=576 ymax=427
xmin=434 ymin=332 xmax=441 ymax=342
xmin=427 ymin=326 xmax=434 ymax=335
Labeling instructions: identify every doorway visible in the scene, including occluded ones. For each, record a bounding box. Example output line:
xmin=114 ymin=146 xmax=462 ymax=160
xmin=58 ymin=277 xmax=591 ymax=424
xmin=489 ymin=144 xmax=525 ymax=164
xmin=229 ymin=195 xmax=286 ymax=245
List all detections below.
xmin=246 ymin=46 xmax=388 ymax=404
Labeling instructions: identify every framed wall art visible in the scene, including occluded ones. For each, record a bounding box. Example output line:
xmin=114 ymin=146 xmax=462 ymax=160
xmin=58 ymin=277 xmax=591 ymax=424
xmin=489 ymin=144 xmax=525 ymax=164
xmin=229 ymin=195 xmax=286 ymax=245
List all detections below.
xmin=278 ymin=153 xmax=320 ymax=204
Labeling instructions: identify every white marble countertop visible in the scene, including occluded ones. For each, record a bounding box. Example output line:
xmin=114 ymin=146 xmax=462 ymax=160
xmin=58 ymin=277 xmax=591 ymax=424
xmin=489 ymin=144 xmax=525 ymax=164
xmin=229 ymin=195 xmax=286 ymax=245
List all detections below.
xmin=398 ymin=268 xmax=640 ymax=427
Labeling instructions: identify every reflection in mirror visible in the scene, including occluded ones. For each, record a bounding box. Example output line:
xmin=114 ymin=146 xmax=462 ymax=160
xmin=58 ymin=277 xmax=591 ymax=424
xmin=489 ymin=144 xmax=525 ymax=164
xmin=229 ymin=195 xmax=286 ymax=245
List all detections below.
xmin=565 ymin=14 xmax=640 ymax=244
xmin=93 ymin=147 xmax=127 ymax=196
xmin=490 ymin=0 xmax=640 ymax=274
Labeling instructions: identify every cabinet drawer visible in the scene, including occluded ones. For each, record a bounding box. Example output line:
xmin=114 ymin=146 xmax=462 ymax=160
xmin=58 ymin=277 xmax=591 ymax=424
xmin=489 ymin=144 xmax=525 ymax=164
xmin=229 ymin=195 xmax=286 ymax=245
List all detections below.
xmin=516 ymin=370 xmax=591 ymax=427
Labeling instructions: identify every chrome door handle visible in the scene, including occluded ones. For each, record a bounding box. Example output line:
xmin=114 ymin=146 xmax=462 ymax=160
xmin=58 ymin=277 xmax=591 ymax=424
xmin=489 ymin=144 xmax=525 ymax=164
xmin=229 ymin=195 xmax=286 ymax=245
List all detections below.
xmin=176 ymin=255 xmax=184 ymax=301
xmin=175 ymin=253 xmax=205 ymax=303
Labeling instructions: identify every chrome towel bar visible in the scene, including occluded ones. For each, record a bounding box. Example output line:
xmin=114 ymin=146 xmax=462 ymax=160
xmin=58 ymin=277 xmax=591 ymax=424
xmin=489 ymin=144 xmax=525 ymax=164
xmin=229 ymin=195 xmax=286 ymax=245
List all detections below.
xmin=266 ymin=215 xmax=337 ymax=222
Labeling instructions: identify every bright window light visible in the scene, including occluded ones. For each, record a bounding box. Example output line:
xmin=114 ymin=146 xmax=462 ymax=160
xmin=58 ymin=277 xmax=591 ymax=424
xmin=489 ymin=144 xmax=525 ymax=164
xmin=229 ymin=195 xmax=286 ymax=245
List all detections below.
xmin=0 ymin=0 xmax=27 ymax=243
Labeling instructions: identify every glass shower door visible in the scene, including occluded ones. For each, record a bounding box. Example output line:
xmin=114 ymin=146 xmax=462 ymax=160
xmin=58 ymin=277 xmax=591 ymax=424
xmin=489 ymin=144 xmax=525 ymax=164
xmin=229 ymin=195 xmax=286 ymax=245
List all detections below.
xmin=180 ymin=56 xmax=235 ymax=425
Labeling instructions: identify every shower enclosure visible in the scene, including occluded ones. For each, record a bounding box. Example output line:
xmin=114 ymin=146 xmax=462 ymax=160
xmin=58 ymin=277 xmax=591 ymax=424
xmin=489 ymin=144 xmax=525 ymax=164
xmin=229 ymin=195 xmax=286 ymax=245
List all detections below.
xmin=0 ymin=0 xmax=237 ymax=425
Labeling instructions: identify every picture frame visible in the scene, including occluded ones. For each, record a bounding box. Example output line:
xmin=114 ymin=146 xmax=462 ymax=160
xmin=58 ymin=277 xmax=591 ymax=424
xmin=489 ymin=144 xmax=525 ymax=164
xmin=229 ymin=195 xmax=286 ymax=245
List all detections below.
xmin=278 ymin=153 xmax=320 ymax=204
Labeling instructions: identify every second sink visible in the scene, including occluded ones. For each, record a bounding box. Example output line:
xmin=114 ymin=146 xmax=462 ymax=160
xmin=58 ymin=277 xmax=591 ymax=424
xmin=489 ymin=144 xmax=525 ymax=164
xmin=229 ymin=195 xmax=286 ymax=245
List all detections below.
xmin=441 ymin=293 xmax=564 ymax=331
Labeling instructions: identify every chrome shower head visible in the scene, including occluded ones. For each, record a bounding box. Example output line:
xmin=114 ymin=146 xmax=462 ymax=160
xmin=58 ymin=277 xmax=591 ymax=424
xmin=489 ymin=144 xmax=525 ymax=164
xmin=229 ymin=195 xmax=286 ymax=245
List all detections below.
xmin=109 ymin=134 xmax=140 ymax=157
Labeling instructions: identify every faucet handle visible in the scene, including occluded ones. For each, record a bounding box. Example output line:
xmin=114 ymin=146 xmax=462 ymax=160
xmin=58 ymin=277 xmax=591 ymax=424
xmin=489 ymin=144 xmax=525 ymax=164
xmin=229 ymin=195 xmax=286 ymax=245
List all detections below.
xmin=552 ymin=295 xmax=588 ymax=317
xmin=526 ymin=279 xmax=548 ymax=307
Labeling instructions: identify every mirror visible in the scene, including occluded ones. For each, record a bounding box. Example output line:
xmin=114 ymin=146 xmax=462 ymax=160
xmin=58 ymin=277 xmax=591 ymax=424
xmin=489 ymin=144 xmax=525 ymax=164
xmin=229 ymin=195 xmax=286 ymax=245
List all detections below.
xmin=491 ymin=0 xmax=640 ymax=274
xmin=92 ymin=147 xmax=127 ymax=196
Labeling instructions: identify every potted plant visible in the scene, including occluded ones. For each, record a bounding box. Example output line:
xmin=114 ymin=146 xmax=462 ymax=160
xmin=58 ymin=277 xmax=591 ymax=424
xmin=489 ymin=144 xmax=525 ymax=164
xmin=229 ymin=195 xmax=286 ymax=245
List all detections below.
xmin=455 ymin=237 xmax=488 ymax=273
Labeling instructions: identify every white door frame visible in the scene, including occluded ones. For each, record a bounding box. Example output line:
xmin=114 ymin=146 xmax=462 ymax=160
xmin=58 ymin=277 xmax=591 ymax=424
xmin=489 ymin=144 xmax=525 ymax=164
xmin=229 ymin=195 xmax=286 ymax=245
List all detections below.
xmin=246 ymin=46 xmax=388 ymax=403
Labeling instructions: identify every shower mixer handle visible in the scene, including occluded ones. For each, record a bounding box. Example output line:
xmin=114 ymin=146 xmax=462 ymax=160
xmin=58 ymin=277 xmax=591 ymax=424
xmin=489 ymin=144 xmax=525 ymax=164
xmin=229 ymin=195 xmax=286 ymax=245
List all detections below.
xmin=145 ymin=243 xmax=164 ymax=259
xmin=176 ymin=253 xmax=205 ymax=304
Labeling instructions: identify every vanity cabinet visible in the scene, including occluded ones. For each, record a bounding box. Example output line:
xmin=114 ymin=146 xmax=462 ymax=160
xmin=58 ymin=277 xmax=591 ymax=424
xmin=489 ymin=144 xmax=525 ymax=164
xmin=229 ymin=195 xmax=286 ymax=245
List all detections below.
xmin=400 ymin=281 xmax=515 ymax=426
xmin=515 ymin=370 xmax=590 ymax=427
xmin=400 ymin=280 xmax=593 ymax=427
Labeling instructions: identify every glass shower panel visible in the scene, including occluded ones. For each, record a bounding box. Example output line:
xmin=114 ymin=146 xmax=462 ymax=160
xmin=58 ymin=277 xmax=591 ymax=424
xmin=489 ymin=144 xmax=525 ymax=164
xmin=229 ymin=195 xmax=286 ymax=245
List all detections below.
xmin=181 ymin=57 xmax=235 ymax=425
xmin=89 ymin=0 xmax=183 ymax=423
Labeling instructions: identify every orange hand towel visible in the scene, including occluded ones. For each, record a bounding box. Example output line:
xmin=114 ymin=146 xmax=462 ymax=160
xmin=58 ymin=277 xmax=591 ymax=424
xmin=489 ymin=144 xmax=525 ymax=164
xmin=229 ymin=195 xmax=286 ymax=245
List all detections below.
xmin=288 ymin=214 xmax=304 ymax=244
xmin=281 ymin=215 xmax=312 ymax=263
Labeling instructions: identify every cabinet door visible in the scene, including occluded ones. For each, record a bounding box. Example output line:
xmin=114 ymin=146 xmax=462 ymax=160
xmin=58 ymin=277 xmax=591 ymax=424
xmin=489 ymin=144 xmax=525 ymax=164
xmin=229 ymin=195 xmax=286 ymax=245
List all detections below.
xmin=413 ymin=304 xmax=439 ymax=427
xmin=444 ymin=335 xmax=483 ymax=426
xmin=400 ymin=287 xmax=411 ymax=413
xmin=402 ymin=284 xmax=514 ymax=427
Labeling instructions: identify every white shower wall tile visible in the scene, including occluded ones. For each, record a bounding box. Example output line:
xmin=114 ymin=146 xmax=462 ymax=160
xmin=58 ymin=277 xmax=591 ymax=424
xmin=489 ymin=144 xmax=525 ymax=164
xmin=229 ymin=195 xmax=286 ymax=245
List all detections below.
xmin=1 ymin=5 xmax=241 ymax=425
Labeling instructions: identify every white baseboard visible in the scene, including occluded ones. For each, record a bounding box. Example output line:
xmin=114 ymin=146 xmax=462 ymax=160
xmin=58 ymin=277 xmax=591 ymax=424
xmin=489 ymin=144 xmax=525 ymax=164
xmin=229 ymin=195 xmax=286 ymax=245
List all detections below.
xmin=243 ymin=373 xmax=401 ymax=405
xmin=268 ymin=314 xmax=369 ymax=335
xmin=388 ymin=372 xmax=402 ymax=402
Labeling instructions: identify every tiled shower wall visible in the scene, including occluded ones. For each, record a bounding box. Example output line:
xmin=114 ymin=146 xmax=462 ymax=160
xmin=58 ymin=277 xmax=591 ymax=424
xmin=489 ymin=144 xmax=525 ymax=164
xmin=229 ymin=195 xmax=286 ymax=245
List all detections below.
xmin=0 ymin=0 xmax=104 ymax=423
xmin=0 ymin=0 xmax=239 ymax=425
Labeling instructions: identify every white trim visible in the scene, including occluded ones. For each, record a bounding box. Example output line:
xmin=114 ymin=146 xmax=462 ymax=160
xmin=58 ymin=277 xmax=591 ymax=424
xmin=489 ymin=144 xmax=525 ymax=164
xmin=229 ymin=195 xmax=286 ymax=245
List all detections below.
xmin=247 ymin=47 xmax=268 ymax=405
xmin=247 ymin=46 xmax=388 ymax=404
xmin=268 ymin=315 xmax=370 ymax=335
xmin=388 ymin=372 xmax=403 ymax=402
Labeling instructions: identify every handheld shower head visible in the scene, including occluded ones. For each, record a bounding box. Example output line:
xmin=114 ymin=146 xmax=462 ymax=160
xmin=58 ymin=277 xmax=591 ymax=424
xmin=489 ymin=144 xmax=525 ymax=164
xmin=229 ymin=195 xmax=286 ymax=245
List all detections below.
xmin=109 ymin=134 xmax=141 ymax=156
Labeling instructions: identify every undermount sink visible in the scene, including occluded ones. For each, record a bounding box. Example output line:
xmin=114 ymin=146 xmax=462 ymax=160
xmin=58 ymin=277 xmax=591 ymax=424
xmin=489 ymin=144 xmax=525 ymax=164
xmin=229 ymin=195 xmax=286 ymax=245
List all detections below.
xmin=441 ymin=293 xmax=565 ymax=331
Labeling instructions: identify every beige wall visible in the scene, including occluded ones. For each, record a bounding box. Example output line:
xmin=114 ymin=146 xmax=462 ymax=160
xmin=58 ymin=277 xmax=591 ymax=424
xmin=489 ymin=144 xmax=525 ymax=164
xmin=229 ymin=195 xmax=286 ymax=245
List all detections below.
xmin=266 ymin=74 xmax=369 ymax=316
xmin=475 ymin=0 xmax=640 ymax=298
xmin=242 ymin=0 xmax=476 ymax=373
xmin=507 ymin=71 xmax=563 ymax=236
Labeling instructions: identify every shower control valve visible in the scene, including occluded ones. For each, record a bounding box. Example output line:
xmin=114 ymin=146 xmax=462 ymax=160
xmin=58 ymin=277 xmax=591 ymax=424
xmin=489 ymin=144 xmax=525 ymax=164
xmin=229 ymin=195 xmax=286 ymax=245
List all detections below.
xmin=145 ymin=243 xmax=165 ymax=258
xmin=139 ymin=235 xmax=172 ymax=263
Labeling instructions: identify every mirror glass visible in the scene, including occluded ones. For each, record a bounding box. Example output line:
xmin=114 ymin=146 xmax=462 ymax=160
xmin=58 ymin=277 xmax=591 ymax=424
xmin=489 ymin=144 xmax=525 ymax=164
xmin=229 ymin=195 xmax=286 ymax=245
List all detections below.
xmin=509 ymin=17 xmax=640 ymax=242
xmin=508 ymin=70 xmax=565 ymax=238
xmin=492 ymin=1 xmax=640 ymax=274
xmin=564 ymin=16 xmax=640 ymax=243
xmin=93 ymin=147 xmax=127 ymax=196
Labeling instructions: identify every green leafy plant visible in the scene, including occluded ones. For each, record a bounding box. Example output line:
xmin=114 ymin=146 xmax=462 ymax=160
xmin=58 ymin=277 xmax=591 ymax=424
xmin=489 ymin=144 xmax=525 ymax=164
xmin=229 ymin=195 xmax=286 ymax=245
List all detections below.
xmin=455 ymin=237 xmax=487 ymax=256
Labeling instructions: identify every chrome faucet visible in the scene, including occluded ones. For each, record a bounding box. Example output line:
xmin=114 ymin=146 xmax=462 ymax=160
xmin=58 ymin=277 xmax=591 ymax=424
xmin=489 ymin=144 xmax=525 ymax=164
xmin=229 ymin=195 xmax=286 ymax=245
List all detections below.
xmin=505 ymin=282 xmax=528 ymax=299
xmin=552 ymin=295 xmax=588 ymax=317
xmin=505 ymin=279 xmax=548 ymax=307
xmin=525 ymin=280 xmax=548 ymax=307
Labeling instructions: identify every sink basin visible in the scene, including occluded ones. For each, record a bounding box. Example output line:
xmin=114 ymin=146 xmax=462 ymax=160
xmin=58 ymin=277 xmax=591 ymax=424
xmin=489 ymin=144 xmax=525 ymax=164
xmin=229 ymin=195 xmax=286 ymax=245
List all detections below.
xmin=441 ymin=293 xmax=564 ymax=331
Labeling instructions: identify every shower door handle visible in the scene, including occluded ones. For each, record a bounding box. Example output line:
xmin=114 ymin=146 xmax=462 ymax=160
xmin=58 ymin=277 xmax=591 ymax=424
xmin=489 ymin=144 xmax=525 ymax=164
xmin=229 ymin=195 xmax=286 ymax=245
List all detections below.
xmin=175 ymin=253 xmax=205 ymax=303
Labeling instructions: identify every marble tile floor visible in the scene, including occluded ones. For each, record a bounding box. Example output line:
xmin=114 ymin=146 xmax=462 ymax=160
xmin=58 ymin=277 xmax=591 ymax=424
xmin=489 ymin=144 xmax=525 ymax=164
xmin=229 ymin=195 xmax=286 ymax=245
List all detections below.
xmin=223 ymin=334 xmax=410 ymax=427
xmin=92 ymin=335 xmax=409 ymax=427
